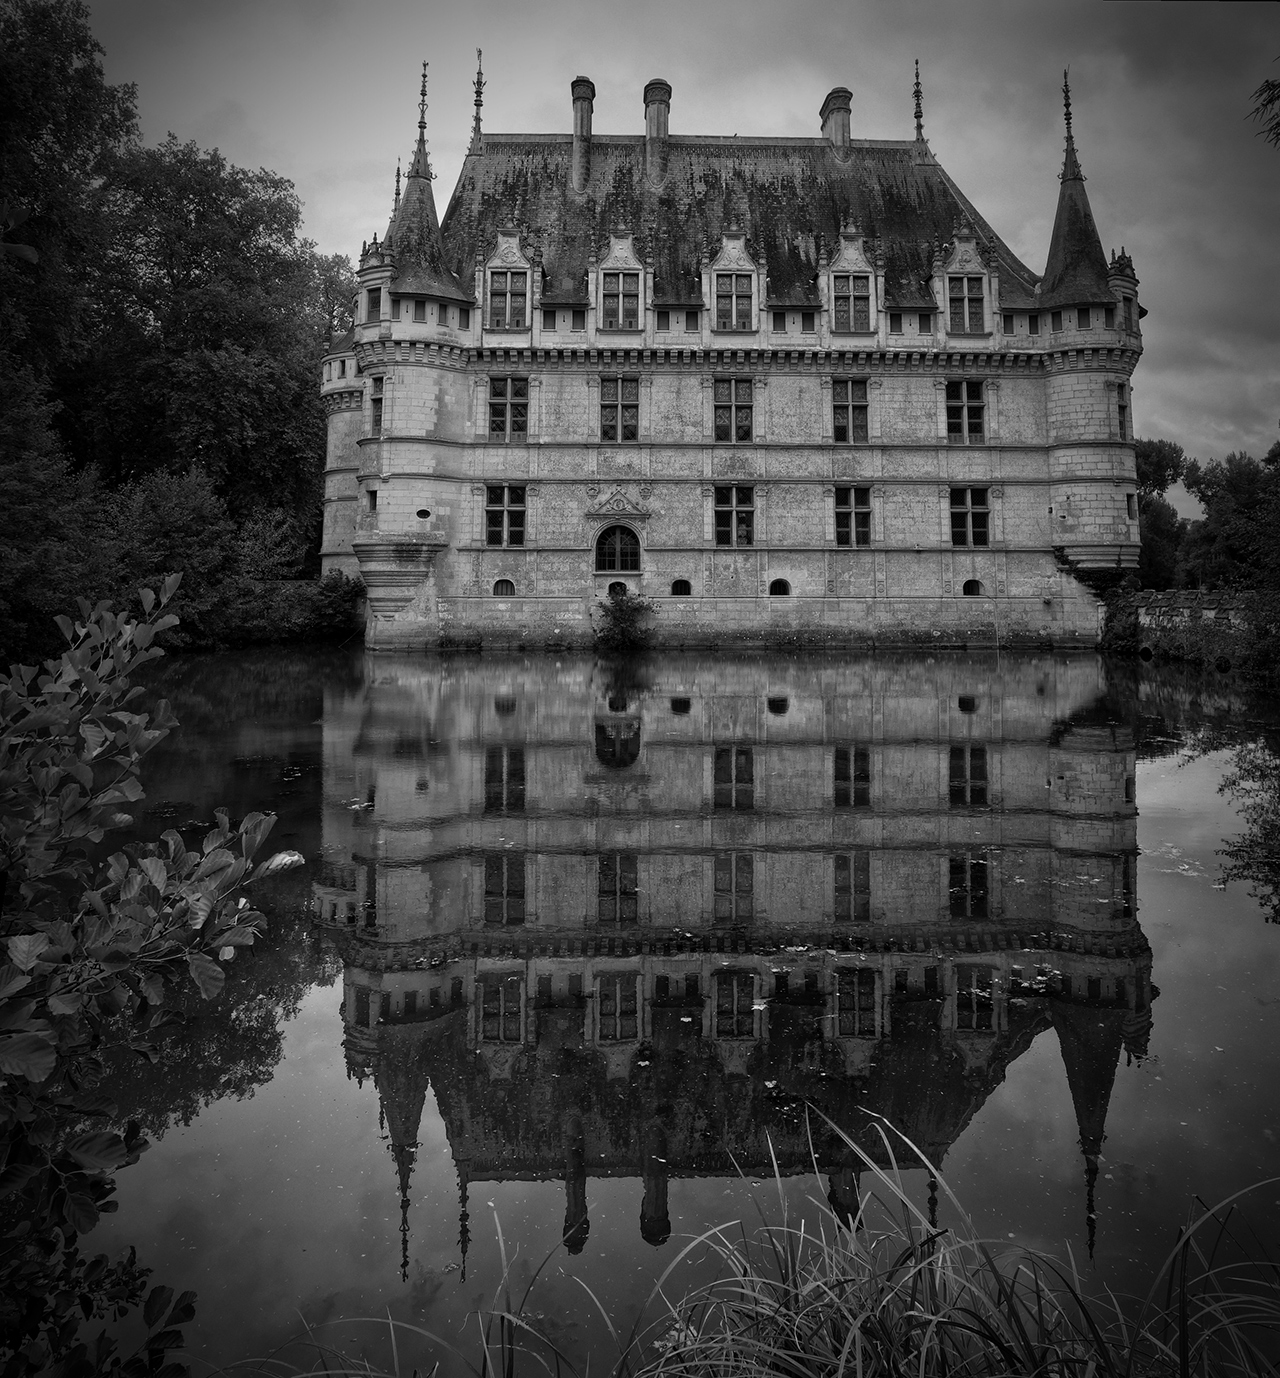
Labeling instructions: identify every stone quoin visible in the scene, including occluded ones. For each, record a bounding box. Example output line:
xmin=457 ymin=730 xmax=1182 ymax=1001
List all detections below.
xmin=320 ymin=60 xmax=1143 ymax=649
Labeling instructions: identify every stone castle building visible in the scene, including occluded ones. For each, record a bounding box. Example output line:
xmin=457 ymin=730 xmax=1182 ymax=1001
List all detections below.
xmin=321 ymin=63 xmax=1144 ymax=649
xmin=316 ymin=654 xmax=1152 ymax=1269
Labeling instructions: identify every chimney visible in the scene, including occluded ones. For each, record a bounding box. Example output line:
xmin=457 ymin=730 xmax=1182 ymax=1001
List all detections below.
xmin=820 ymin=87 xmax=852 ymax=150
xmin=644 ymin=78 xmax=672 ymax=185
xmin=571 ymin=76 xmax=595 ymax=192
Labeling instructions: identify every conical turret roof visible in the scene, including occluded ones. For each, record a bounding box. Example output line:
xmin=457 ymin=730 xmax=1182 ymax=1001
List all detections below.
xmin=1039 ymin=77 xmax=1113 ymax=309
xmin=386 ymin=64 xmax=472 ymax=304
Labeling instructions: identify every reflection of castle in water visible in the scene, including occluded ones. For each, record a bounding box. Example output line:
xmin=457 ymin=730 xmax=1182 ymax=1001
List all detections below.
xmin=316 ymin=654 xmax=1152 ymax=1269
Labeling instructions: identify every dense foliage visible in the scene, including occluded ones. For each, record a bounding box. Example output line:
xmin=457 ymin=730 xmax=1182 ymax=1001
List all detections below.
xmin=0 ymin=581 xmax=305 ymax=1375
xmin=0 ymin=0 xmax=359 ymax=665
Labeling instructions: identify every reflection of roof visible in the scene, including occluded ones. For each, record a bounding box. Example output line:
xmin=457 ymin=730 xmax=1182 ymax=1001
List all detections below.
xmin=439 ymin=136 xmax=1041 ymax=309
xmin=368 ymin=993 xmax=1058 ymax=1186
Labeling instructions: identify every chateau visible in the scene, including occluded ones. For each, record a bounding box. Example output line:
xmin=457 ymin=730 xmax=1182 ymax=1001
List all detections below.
xmin=317 ymin=654 xmax=1151 ymax=1269
xmin=320 ymin=63 xmax=1144 ymax=649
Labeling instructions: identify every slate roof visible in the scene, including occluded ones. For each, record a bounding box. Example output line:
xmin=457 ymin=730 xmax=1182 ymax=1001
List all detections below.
xmin=1038 ymin=137 xmax=1114 ymax=308
xmin=384 ymin=130 xmax=472 ymax=303
xmin=438 ymin=133 xmax=1045 ymax=309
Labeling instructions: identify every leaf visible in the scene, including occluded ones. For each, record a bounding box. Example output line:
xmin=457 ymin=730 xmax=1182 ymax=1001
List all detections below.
xmin=250 ymin=850 xmax=304 ymax=881
xmin=66 ymin=1131 xmax=130 ymax=1172
xmin=139 ymin=587 xmax=156 ymax=615
xmin=0 ymin=1160 xmax=43 ymax=1200
xmin=166 ymin=1291 xmax=198 ymax=1326
xmin=218 ymin=946 xmax=235 ymax=962
xmin=140 ymin=857 xmax=168 ymax=891
xmin=146 ymin=1328 xmax=185 ymax=1351
xmin=0 ymin=1032 xmax=57 ymax=1081
xmin=64 ymin=1191 xmax=99 ymax=1235
xmin=144 ymin=1285 xmax=174 ymax=1330
xmin=0 ymin=965 xmax=31 ymax=1000
xmin=211 ymin=925 xmax=258 ymax=948
xmin=186 ymin=952 xmax=224 ymax=1001
xmin=7 ymin=933 xmax=49 ymax=972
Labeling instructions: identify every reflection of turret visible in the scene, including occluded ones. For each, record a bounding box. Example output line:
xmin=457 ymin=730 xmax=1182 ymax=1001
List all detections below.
xmin=320 ymin=652 xmax=1153 ymax=1269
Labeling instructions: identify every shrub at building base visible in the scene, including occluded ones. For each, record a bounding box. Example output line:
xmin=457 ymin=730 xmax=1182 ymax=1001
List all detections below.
xmin=595 ymin=589 xmax=658 ymax=655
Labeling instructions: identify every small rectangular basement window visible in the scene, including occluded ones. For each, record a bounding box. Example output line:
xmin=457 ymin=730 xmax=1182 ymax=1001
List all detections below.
xmin=542 ymin=308 xmax=556 ymax=330
xmin=657 ymin=309 xmax=670 ymax=330
xmin=802 ymin=311 xmax=815 ymax=331
xmin=572 ymin=308 xmax=586 ymax=330
xmin=1002 ymin=312 xmax=1015 ymax=333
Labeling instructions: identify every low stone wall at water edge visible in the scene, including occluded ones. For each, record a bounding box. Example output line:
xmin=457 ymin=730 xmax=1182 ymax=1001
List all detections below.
xmin=1134 ymin=591 xmax=1249 ymax=668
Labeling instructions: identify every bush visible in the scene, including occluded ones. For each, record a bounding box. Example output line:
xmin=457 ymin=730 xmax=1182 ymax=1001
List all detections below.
xmin=595 ymin=587 xmax=657 ymax=654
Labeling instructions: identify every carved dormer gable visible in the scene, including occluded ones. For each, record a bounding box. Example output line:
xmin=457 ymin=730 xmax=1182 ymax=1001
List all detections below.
xmin=829 ymin=224 xmax=876 ymax=334
xmin=485 ymin=229 xmax=532 ymax=331
xmin=584 ymin=488 xmax=651 ymax=523
xmin=601 ymin=232 xmax=643 ymax=271
xmin=942 ymin=221 xmax=991 ymax=335
xmin=710 ymin=229 xmax=757 ymax=274
xmin=487 ymin=227 xmax=531 ymax=271
xmin=709 ymin=231 xmax=759 ymax=332
xmin=830 ymin=225 xmax=873 ymax=274
xmin=943 ymin=220 xmax=985 ymax=275
xmin=599 ymin=232 xmax=644 ymax=331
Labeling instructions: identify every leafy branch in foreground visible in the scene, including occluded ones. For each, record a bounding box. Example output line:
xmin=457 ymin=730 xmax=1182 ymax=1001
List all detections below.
xmin=0 ymin=577 xmax=303 ymax=1377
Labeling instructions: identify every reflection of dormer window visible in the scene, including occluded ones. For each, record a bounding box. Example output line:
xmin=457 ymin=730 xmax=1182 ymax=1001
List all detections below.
xmin=489 ymin=270 xmax=527 ymax=329
xmin=715 ymin=274 xmax=753 ymax=331
xmin=603 ymin=272 xmax=640 ymax=329
xmin=949 ymin=277 xmax=985 ymax=333
xmin=833 ymin=275 xmax=871 ymax=332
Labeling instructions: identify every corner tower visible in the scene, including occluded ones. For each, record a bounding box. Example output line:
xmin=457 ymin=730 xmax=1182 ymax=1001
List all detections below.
xmin=1042 ymin=73 xmax=1142 ymax=576
xmin=320 ymin=61 xmax=478 ymax=641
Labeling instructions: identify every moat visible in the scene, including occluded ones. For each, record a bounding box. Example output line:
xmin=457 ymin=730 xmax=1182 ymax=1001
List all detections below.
xmin=92 ymin=647 xmax=1280 ymax=1374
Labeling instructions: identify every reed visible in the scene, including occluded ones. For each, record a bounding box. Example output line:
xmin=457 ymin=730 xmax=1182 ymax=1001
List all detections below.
xmin=225 ymin=1115 xmax=1280 ymax=1378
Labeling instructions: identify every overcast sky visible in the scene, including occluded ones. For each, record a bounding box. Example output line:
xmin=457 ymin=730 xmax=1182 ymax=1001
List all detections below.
xmin=89 ymin=0 xmax=1279 ymax=501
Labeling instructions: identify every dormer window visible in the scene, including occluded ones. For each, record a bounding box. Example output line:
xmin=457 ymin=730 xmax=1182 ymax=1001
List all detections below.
xmin=833 ymin=276 xmax=870 ymax=332
xmin=948 ymin=277 xmax=984 ymax=333
xmin=489 ymin=271 xmax=527 ymax=329
xmin=715 ymin=274 xmax=753 ymax=331
xmin=603 ymin=272 xmax=640 ymax=330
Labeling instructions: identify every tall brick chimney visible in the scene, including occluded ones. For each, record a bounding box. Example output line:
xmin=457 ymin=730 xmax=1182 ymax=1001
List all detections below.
xmin=644 ymin=78 xmax=672 ymax=185
xmin=571 ymin=76 xmax=595 ymax=192
xmin=820 ymin=87 xmax=852 ymax=150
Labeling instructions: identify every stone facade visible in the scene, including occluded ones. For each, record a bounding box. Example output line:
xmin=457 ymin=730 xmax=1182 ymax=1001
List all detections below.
xmin=317 ymin=653 xmax=1151 ymax=1263
xmin=322 ymin=68 xmax=1143 ymax=649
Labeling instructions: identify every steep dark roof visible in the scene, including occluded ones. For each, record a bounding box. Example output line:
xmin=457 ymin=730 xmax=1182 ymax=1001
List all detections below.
xmin=1038 ymin=137 xmax=1113 ymax=308
xmin=439 ymin=134 xmax=1041 ymax=309
xmin=385 ymin=129 xmax=472 ymax=303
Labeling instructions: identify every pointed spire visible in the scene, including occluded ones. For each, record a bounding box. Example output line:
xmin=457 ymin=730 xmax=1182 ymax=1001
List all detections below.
xmin=408 ymin=59 xmax=432 ymax=182
xmin=1061 ymin=68 xmax=1082 ymax=180
xmin=393 ymin=160 xmax=401 ymax=215
xmin=1038 ymin=72 xmax=1112 ymax=309
xmin=914 ymin=60 xmax=924 ymax=141
xmin=469 ymin=49 xmax=485 ymax=154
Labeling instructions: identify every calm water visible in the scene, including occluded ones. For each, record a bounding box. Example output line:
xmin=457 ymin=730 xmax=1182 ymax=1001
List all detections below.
xmin=91 ymin=647 xmax=1280 ymax=1373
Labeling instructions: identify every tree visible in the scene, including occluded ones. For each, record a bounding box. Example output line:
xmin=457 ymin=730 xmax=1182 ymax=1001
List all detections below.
xmin=1134 ymin=437 xmax=1186 ymax=496
xmin=1250 ymin=58 xmax=1280 ymax=149
xmin=1137 ymin=493 xmax=1186 ymax=590
xmin=1181 ymin=451 xmax=1279 ymax=590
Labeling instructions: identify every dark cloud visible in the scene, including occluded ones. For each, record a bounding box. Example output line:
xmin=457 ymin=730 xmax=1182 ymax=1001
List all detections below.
xmin=88 ymin=0 xmax=1279 ymax=464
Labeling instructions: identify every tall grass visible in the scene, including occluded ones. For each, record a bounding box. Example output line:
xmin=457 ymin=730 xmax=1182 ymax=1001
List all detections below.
xmin=224 ymin=1115 xmax=1280 ymax=1378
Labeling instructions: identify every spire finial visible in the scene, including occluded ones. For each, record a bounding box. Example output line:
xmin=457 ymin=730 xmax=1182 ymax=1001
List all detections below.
xmin=418 ymin=59 xmax=428 ymax=134
xmin=393 ymin=159 xmax=401 ymax=214
xmin=1059 ymin=67 xmax=1083 ymax=181
xmin=914 ymin=59 xmax=924 ymax=141
xmin=470 ymin=48 xmax=485 ymax=153
xmin=1062 ymin=67 xmax=1073 ymax=143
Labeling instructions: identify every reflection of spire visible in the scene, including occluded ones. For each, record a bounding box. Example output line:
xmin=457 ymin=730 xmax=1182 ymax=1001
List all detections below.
xmin=469 ymin=49 xmax=485 ymax=154
xmin=1053 ymin=1002 xmax=1126 ymax=1262
xmin=913 ymin=59 xmax=924 ymax=141
xmin=927 ymin=1172 xmax=939 ymax=1230
xmin=641 ymin=1126 xmax=670 ymax=1246
xmin=826 ymin=1164 xmax=862 ymax=1231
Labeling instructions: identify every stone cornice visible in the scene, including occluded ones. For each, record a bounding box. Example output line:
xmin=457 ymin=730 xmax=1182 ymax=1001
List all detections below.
xmin=321 ymin=388 xmax=364 ymax=415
